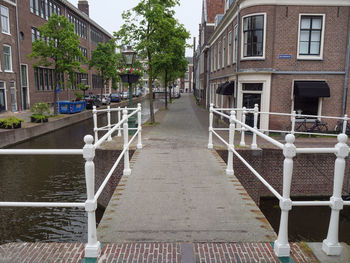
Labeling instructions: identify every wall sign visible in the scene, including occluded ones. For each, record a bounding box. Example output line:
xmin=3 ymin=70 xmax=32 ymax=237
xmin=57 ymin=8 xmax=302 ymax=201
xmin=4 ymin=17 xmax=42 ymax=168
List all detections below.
xmin=279 ymin=54 xmax=292 ymax=59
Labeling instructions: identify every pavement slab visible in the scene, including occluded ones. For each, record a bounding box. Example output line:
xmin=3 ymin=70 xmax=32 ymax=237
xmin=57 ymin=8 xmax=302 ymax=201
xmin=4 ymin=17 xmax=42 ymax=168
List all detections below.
xmin=97 ymin=94 xmax=276 ymax=243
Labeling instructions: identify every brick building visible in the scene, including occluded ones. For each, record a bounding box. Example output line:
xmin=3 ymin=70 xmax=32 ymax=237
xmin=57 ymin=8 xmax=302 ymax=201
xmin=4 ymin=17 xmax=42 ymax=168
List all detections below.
xmin=0 ymin=0 xmax=112 ymax=112
xmin=196 ymin=0 xmax=350 ymax=131
xmin=180 ymin=57 xmax=194 ymax=93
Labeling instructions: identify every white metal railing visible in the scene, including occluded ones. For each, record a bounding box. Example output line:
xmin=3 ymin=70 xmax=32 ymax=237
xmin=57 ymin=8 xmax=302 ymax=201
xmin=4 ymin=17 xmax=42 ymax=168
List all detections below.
xmin=0 ymin=104 xmax=142 ymax=259
xmin=208 ymin=103 xmax=350 ymax=258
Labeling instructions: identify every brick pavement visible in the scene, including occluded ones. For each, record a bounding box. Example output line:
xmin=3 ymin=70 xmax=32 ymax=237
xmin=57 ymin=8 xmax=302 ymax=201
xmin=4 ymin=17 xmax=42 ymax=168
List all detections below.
xmin=0 ymin=242 xmax=319 ymax=263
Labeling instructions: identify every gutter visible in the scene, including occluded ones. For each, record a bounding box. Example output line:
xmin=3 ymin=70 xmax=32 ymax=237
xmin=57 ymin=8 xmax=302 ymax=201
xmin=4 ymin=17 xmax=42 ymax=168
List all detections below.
xmin=234 ymin=5 xmax=241 ymax=107
xmin=15 ymin=0 xmax=23 ymax=110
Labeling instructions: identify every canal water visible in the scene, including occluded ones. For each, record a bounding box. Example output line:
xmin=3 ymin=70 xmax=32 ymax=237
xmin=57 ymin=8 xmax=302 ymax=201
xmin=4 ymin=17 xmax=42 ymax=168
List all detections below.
xmin=0 ymin=98 xmax=163 ymax=244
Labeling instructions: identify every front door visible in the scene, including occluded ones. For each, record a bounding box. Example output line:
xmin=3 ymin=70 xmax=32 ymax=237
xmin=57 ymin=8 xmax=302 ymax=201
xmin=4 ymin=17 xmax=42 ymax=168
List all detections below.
xmin=10 ymin=82 xmax=16 ymax=112
xmin=243 ymin=93 xmax=261 ymax=128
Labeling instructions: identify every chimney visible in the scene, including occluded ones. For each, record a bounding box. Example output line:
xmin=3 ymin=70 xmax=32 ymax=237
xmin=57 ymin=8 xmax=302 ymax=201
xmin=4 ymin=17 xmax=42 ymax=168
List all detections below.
xmin=78 ymin=0 xmax=89 ymax=16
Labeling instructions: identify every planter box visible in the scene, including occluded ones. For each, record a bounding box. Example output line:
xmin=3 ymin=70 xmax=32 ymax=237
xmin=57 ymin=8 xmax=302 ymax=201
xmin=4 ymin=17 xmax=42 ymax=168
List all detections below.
xmin=120 ymin=74 xmax=140 ymax=84
xmin=0 ymin=122 xmax=22 ymax=129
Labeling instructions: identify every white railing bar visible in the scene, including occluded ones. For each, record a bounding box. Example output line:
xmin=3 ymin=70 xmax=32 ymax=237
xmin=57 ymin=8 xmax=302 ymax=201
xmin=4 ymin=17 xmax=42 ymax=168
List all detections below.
xmin=211 ymin=129 xmax=229 ymax=147
xmin=344 ymin=201 xmax=350 ymax=205
xmin=126 ymin=129 xmax=139 ymax=149
xmin=96 ymin=125 xmax=109 ymax=130
xmin=0 ymin=149 xmax=83 ymax=155
xmin=259 ymin=112 xmax=294 ymax=117
xmin=212 ymin=128 xmax=230 ymax=131
xmin=212 ymin=109 xmax=230 ymax=119
xmin=292 ymin=131 xmax=337 ymax=137
xmin=95 ymin=128 xmax=109 ymax=132
xmin=296 ymin=148 xmax=338 ymax=154
xmin=93 ymin=147 xmax=127 ymax=202
xmin=126 ymin=109 xmax=140 ymax=120
xmin=128 ymin=128 xmax=139 ymax=130
xmin=235 ymin=118 xmax=285 ymax=149
xmin=259 ymin=112 xmax=346 ymax=120
xmin=229 ymin=145 xmax=283 ymax=200
xmin=292 ymin=201 xmax=331 ymax=206
xmin=0 ymin=202 xmax=85 ymax=207
xmin=215 ymin=108 xmax=254 ymax=112
xmin=94 ymin=117 xmax=126 ymax=148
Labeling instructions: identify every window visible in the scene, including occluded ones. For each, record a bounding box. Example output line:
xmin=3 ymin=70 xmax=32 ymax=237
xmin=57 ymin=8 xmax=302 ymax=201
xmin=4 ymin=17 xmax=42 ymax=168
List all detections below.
xmin=3 ymin=45 xmax=12 ymax=72
xmin=298 ymin=15 xmax=324 ymax=59
xmin=242 ymin=14 xmax=265 ymax=58
xmin=222 ymin=36 xmax=226 ymax=68
xmin=218 ymin=41 xmax=221 ymax=70
xmin=294 ymin=96 xmax=319 ymax=117
xmin=68 ymin=13 xmax=87 ymax=39
xmin=1 ymin=5 xmax=10 ymax=34
xmin=228 ymin=31 xmax=232 ymax=65
xmin=91 ymin=27 xmax=103 ymax=44
xmin=214 ymin=45 xmax=217 ymax=71
xmin=34 ymin=67 xmax=62 ymax=91
xmin=31 ymin=0 xmax=61 ymax=20
xmin=92 ymin=74 xmax=103 ymax=89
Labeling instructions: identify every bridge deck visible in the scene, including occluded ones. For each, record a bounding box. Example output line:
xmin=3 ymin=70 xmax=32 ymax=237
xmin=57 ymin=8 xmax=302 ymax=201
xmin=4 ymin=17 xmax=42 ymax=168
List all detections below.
xmin=97 ymin=94 xmax=276 ymax=243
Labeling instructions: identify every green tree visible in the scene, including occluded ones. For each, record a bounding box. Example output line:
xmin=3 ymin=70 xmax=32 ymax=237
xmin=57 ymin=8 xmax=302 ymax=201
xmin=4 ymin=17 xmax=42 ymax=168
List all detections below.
xmin=89 ymin=39 xmax=120 ymax=99
xmin=115 ymin=0 xmax=180 ymax=123
xmin=29 ymin=14 xmax=85 ymax=115
xmin=153 ymin=17 xmax=190 ymax=108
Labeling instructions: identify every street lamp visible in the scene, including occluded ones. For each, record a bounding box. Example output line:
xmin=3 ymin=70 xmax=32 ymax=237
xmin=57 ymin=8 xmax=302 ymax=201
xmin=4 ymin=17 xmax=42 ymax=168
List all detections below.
xmin=120 ymin=46 xmax=139 ymax=134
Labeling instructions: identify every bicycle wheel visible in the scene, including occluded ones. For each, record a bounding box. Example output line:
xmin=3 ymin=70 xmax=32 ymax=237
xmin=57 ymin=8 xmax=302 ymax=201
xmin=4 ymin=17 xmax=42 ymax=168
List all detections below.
xmin=316 ymin=123 xmax=328 ymax=133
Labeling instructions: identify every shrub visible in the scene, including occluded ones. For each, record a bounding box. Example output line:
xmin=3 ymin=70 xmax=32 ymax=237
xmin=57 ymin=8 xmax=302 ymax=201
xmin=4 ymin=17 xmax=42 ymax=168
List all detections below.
xmin=31 ymin=102 xmax=50 ymax=115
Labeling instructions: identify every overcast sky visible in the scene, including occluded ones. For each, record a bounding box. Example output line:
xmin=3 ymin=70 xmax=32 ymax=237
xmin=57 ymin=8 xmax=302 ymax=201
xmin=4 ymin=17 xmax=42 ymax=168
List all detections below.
xmin=68 ymin=0 xmax=202 ymax=57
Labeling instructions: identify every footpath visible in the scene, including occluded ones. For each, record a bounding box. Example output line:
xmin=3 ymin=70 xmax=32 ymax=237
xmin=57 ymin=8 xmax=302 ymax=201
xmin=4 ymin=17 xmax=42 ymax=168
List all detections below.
xmin=0 ymin=94 xmax=349 ymax=262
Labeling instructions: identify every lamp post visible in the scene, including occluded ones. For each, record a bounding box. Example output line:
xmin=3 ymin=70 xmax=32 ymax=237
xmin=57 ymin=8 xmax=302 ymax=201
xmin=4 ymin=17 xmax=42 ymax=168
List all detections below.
xmin=120 ymin=46 xmax=139 ymax=135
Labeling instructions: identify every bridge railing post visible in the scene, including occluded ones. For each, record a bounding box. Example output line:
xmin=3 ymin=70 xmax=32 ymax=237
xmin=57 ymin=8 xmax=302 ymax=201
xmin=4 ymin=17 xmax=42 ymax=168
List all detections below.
xmin=226 ymin=110 xmax=236 ymax=175
xmin=291 ymin=111 xmax=296 ymax=135
xmin=107 ymin=105 xmax=112 ymax=141
xmin=274 ymin=134 xmax=296 ymax=257
xmin=251 ymin=104 xmax=259 ymax=149
xmin=117 ymin=107 xmax=122 ymax=137
xmin=83 ymin=135 xmax=101 ymax=259
xmin=123 ymin=109 xmax=131 ymax=176
xmin=342 ymin=114 xmax=348 ymax=134
xmin=322 ymin=134 xmax=349 ymax=255
xmin=93 ymin=106 xmax=98 ymax=142
xmin=208 ymin=103 xmax=214 ymax=149
xmin=240 ymin=107 xmax=246 ymax=147
xmin=137 ymin=103 xmax=142 ymax=149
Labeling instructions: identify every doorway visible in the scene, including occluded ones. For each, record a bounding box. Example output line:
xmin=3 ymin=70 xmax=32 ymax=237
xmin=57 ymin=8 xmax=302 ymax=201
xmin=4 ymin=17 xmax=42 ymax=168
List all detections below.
xmin=243 ymin=93 xmax=261 ymax=128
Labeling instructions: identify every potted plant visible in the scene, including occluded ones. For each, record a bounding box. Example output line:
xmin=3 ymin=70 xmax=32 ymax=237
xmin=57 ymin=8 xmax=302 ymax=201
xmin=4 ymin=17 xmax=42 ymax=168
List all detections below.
xmin=117 ymin=67 xmax=142 ymax=83
xmin=30 ymin=102 xmax=50 ymax=123
xmin=0 ymin=116 xmax=24 ymax=129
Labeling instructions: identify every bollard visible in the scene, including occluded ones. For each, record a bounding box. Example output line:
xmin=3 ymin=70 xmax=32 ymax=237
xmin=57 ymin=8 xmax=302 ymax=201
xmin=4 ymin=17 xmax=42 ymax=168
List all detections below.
xmin=342 ymin=114 xmax=348 ymax=134
xmin=117 ymin=107 xmax=122 ymax=137
xmin=251 ymin=104 xmax=259 ymax=149
xmin=92 ymin=106 xmax=98 ymax=143
xmin=123 ymin=109 xmax=131 ymax=176
xmin=83 ymin=135 xmax=101 ymax=258
xmin=291 ymin=111 xmax=296 ymax=135
xmin=274 ymin=134 xmax=296 ymax=257
xmin=107 ymin=106 xmax=112 ymax=141
xmin=322 ymin=134 xmax=349 ymax=255
xmin=208 ymin=103 xmax=214 ymax=149
xmin=226 ymin=110 xmax=236 ymax=175
xmin=137 ymin=103 xmax=142 ymax=149
xmin=240 ymin=107 xmax=246 ymax=147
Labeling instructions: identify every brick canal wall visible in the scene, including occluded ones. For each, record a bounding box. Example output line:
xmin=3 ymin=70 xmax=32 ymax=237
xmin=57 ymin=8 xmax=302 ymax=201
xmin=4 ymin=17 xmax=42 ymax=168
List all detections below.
xmin=95 ymin=148 xmax=134 ymax=208
xmin=217 ymin=149 xmax=350 ymax=205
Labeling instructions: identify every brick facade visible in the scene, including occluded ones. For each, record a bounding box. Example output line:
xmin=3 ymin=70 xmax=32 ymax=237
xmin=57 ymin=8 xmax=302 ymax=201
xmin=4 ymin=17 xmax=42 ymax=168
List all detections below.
xmin=196 ymin=0 xmax=350 ymax=131
xmin=0 ymin=0 xmax=112 ymax=113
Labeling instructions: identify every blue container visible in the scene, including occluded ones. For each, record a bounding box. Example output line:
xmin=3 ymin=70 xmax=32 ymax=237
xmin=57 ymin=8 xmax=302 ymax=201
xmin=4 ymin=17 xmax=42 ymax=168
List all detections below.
xmin=57 ymin=101 xmax=86 ymax=114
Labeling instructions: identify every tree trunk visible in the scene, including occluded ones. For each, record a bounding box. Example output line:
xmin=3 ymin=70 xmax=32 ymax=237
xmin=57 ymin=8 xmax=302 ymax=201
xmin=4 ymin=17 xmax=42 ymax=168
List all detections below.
xmin=164 ymin=71 xmax=168 ymax=109
xmin=147 ymin=54 xmax=155 ymax=123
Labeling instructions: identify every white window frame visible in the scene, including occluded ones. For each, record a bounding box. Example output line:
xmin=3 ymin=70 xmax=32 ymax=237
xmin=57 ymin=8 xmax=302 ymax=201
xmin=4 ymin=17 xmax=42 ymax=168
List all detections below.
xmin=1 ymin=5 xmax=10 ymax=35
xmin=0 ymin=81 xmax=7 ymax=111
xmin=222 ymin=36 xmax=226 ymax=69
xmin=241 ymin=12 xmax=267 ymax=61
xmin=297 ymin=14 xmax=325 ymax=60
xmin=228 ymin=31 xmax=232 ymax=66
xmin=3 ymin=44 xmax=13 ymax=72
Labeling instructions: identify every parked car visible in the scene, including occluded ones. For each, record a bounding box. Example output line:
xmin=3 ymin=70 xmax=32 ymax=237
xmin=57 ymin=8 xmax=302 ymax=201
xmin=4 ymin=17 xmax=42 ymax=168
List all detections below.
xmin=84 ymin=95 xmax=100 ymax=109
xmin=121 ymin=91 xmax=129 ymax=100
xmin=110 ymin=93 xmax=121 ymax=102
xmin=97 ymin=94 xmax=111 ymax=105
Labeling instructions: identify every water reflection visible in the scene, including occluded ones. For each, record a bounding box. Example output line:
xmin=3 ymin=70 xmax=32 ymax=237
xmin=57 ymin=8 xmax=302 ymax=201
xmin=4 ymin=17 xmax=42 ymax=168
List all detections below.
xmin=0 ymin=98 xmax=161 ymax=244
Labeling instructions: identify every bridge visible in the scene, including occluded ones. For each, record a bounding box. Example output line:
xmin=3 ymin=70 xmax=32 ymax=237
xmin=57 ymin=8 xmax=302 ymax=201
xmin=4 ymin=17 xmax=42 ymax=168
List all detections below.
xmin=0 ymin=94 xmax=350 ymax=262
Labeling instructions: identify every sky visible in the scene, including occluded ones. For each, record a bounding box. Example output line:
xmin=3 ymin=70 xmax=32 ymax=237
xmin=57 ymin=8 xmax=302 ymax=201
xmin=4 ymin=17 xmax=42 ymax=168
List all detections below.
xmin=68 ymin=0 xmax=202 ymax=57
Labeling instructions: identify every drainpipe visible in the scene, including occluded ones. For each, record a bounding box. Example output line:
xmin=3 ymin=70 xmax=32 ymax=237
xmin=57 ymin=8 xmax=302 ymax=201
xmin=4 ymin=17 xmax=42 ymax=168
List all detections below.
xmin=15 ymin=0 xmax=23 ymax=110
xmin=342 ymin=14 xmax=350 ymax=117
xmin=207 ymin=47 xmax=211 ymax=109
xmin=234 ymin=5 xmax=241 ymax=108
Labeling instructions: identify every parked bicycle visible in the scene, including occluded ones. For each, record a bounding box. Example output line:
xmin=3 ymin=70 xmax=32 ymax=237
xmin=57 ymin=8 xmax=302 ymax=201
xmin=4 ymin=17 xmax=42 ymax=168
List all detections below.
xmin=288 ymin=118 xmax=328 ymax=133
xmin=334 ymin=120 xmax=350 ymax=135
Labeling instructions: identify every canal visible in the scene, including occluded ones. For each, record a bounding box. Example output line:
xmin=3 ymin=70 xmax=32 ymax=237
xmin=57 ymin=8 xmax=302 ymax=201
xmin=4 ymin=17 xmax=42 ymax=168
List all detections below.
xmin=0 ymin=98 xmax=163 ymax=244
